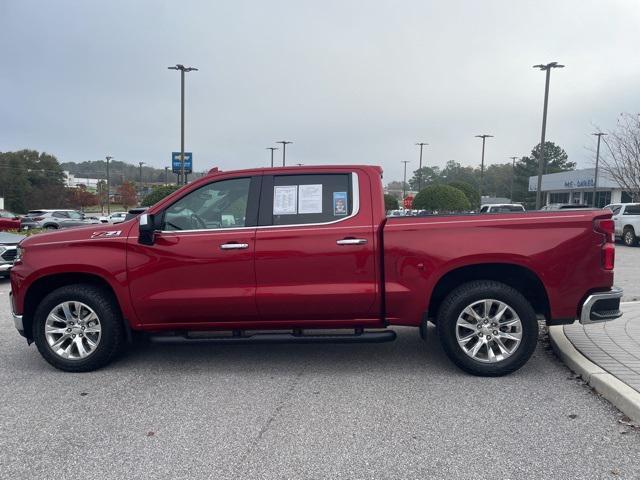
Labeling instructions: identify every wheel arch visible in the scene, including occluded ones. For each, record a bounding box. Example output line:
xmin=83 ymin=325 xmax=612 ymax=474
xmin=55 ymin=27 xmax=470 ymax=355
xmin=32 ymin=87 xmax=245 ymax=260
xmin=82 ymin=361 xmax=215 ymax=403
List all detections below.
xmin=427 ymin=263 xmax=550 ymax=322
xmin=22 ymin=272 xmax=129 ymax=342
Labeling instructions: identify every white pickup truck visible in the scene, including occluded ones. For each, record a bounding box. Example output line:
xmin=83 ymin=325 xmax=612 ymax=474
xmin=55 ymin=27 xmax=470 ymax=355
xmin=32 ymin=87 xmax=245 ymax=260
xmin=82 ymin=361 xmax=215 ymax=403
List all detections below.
xmin=605 ymin=203 xmax=640 ymax=246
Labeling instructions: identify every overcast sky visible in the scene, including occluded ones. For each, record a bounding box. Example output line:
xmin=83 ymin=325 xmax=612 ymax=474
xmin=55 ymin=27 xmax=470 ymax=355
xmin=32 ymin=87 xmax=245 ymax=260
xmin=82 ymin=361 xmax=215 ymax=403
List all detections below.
xmin=1 ymin=0 xmax=639 ymax=181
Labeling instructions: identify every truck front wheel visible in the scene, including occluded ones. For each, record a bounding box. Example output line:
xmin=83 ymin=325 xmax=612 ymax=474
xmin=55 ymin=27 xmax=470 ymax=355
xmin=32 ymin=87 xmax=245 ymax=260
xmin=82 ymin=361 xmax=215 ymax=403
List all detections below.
xmin=32 ymin=284 xmax=124 ymax=372
xmin=436 ymin=280 xmax=538 ymax=376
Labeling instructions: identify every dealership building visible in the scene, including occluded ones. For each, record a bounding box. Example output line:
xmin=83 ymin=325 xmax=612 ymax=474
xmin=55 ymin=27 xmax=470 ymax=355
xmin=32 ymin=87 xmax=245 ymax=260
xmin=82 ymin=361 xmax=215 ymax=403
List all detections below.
xmin=529 ymin=168 xmax=634 ymax=207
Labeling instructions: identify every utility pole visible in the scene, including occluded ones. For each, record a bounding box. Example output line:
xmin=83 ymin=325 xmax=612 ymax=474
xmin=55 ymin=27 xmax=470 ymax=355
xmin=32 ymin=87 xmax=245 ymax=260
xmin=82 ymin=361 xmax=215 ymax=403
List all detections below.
xmin=415 ymin=142 xmax=429 ymax=191
xmin=105 ymin=156 xmax=112 ymax=214
xmin=164 ymin=166 xmax=169 ymax=185
xmin=266 ymin=147 xmax=278 ymax=168
xmin=276 ymin=141 xmax=293 ymax=166
xmin=475 ymin=134 xmax=493 ymax=200
xmin=138 ymin=162 xmax=145 ymax=195
xmin=509 ymin=156 xmax=519 ymax=202
xmin=592 ymin=132 xmax=607 ymax=207
xmin=168 ymin=64 xmax=198 ymax=185
xmin=401 ymin=160 xmax=410 ymax=206
xmin=533 ymin=61 xmax=565 ymax=209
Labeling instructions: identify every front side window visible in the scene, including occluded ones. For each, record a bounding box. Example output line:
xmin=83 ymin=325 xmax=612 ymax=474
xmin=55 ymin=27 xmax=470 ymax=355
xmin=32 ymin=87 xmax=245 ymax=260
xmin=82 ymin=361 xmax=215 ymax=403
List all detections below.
xmin=68 ymin=211 xmax=83 ymax=220
xmin=163 ymin=177 xmax=251 ymax=231
xmin=268 ymin=174 xmax=353 ymax=226
xmin=610 ymin=205 xmax=622 ymax=215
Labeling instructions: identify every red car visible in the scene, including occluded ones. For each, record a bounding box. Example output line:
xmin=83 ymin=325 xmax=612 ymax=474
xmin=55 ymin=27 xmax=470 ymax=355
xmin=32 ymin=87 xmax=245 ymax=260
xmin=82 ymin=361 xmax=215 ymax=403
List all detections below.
xmin=9 ymin=165 xmax=622 ymax=375
xmin=0 ymin=210 xmax=21 ymax=231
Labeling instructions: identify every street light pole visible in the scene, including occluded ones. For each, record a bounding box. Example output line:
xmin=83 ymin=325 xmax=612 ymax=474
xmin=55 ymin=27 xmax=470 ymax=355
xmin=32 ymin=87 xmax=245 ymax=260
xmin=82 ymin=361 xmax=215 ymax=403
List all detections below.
xmin=138 ymin=162 xmax=145 ymax=194
xmin=475 ymin=134 xmax=493 ymax=200
xmin=415 ymin=142 xmax=428 ymax=191
xmin=276 ymin=141 xmax=293 ymax=166
xmin=168 ymin=64 xmax=198 ymax=185
xmin=266 ymin=147 xmax=279 ymax=168
xmin=509 ymin=156 xmax=519 ymax=202
xmin=105 ymin=156 xmax=112 ymax=214
xmin=592 ymin=132 xmax=607 ymax=207
xmin=164 ymin=166 xmax=169 ymax=185
xmin=401 ymin=160 xmax=410 ymax=206
xmin=533 ymin=61 xmax=565 ymax=209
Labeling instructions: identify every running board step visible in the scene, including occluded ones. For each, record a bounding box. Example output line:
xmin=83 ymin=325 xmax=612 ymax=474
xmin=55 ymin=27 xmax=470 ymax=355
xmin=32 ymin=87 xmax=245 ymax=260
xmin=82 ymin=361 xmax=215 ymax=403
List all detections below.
xmin=148 ymin=329 xmax=396 ymax=345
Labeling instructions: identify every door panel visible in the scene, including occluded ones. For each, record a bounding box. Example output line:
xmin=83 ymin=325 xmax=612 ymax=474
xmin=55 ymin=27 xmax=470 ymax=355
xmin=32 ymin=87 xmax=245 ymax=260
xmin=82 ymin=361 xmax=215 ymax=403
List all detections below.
xmin=254 ymin=171 xmax=378 ymax=321
xmin=127 ymin=175 xmax=260 ymax=327
xmin=127 ymin=229 xmax=257 ymax=325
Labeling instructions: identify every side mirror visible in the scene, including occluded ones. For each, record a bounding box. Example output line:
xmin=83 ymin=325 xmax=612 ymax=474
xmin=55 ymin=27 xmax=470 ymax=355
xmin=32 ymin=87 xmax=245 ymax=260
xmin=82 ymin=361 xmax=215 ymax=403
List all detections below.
xmin=138 ymin=213 xmax=160 ymax=245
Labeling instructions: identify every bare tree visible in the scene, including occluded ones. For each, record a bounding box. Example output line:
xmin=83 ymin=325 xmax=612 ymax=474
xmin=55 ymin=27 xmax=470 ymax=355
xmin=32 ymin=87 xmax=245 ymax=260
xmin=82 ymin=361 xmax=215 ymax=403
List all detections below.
xmin=599 ymin=113 xmax=640 ymax=201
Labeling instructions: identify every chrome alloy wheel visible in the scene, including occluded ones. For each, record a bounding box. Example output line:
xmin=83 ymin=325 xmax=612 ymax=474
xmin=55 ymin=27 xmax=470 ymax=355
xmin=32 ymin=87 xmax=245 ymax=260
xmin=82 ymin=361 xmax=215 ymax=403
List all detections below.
xmin=45 ymin=301 xmax=102 ymax=360
xmin=455 ymin=299 xmax=523 ymax=363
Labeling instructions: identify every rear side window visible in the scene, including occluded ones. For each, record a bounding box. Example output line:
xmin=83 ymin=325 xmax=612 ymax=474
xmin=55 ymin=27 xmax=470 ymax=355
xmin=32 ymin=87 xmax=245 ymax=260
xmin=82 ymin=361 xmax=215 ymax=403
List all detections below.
xmin=53 ymin=211 xmax=69 ymax=218
xmin=624 ymin=205 xmax=640 ymax=215
xmin=263 ymin=173 xmax=353 ymax=226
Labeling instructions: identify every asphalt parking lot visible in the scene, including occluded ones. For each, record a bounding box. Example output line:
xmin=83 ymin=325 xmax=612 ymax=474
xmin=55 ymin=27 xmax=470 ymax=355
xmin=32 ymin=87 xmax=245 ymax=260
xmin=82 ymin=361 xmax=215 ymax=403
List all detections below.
xmin=1 ymin=246 xmax=640 ymax=479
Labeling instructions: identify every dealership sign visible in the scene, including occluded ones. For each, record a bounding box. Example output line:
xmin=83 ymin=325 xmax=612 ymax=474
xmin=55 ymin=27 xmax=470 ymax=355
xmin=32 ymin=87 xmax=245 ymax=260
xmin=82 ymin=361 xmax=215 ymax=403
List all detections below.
xmin=172 ymin=152 xmax=193 ymax=174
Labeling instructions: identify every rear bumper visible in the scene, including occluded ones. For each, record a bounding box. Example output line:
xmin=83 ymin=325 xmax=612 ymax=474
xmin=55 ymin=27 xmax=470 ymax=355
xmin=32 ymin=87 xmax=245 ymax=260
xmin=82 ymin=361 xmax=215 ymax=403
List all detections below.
xmin=580 ymin=287 xmax=623 ymax=325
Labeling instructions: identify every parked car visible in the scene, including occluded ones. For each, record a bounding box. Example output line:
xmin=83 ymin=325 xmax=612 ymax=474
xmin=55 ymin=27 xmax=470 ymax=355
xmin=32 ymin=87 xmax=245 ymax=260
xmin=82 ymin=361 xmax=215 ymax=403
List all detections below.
xmin=604 ymin=203 xmax=640 ymax=246
xmin=99 ymin=212 xmax=128 ymax=224
xmin=480 ymin=204 xmax=525 ymax=213
xmin=0 ymin=210 xmax=21 ymax=231
xmin=541 ymin=203 xmax=590 ymax=210
xmin=9 ymin=165 xmax=621 ymax=376
xmin=0 ymin=231 xmax=25 ymax=278
xmin=20 ymin=210 xmax=100 ymax=230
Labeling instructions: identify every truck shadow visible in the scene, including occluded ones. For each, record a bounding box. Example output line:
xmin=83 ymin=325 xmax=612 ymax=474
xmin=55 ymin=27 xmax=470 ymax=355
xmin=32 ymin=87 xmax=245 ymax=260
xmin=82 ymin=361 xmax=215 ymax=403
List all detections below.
xmin=117 ymin=325 xmax=462 ymax=376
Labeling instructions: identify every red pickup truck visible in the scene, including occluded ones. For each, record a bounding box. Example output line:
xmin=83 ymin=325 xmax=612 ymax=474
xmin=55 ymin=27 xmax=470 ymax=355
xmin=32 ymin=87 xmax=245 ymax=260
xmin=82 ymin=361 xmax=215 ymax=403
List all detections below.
xmin=9 ymin=165 xmax=622 ymax=376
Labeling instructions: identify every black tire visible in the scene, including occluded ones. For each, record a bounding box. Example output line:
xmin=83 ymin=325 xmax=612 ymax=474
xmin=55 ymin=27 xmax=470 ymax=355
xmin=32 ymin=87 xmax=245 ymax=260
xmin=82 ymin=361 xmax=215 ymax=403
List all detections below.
xmin=436 ymin=280 xmax=538 ymax=377
xmin=623 ymin=227 xmax=638 ymax=247
xmin=33 ymin=284 xmax=124 ymax=372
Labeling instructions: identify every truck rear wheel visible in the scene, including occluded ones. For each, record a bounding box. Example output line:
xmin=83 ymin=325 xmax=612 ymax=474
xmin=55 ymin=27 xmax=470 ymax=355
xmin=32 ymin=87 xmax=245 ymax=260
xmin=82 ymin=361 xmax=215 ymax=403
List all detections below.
xmin=32 ymin=284 xmax=124 ymax=372
xmin=436 ymin=280 xmax=538 ymax=376
xmin=623 ymin=227 xmax=638 ymax=246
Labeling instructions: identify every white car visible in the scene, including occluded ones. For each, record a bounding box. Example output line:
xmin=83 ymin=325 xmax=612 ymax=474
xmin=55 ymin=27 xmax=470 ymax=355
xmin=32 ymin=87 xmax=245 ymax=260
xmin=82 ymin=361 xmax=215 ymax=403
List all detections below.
xmin=480 ymin=204 xmax=525 ymax=213
xmin=99 ymin=212 xmax=128 ymax=224
xmin=604 ymin=203 xmax=640 ymax=246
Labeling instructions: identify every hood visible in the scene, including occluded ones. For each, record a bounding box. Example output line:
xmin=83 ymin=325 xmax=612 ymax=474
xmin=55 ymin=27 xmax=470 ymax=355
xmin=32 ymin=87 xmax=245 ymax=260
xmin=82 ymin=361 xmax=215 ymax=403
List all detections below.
xmin=0 ymin=231 xmax=26 ymax=245
xmin=20 ymin=220 xmax=135 ymax=247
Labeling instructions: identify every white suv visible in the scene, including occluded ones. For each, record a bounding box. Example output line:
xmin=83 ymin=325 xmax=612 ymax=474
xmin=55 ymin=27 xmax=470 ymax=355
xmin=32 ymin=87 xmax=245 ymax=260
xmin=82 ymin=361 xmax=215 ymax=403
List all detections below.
xmin=605 ymin=203 xmax=640 ymax=246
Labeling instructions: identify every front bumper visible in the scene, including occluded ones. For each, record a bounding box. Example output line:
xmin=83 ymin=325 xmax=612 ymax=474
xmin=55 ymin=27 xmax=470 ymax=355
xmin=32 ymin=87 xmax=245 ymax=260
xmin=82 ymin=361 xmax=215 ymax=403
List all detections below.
xmin=0 ymin=263 xmax=12 ymax=273
xmin=9 ymin=291 xmax=25 ymax=336
xmin=580 ymin=287 xmax=623 ymax=325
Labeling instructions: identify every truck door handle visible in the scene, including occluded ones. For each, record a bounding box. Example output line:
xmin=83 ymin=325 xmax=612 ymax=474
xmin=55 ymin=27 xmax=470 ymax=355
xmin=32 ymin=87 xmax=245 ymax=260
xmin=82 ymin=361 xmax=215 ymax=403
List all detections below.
xmin=220 ymin=242 xmax=249 ymax=250
xmin=336 ymin=238 xmax=367 ymax=245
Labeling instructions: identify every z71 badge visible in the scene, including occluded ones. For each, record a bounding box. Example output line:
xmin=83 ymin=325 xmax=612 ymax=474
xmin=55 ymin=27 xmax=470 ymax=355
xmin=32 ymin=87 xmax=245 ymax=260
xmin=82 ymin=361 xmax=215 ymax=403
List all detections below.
xmin=91 ymin=230 xmax=122 ymax=238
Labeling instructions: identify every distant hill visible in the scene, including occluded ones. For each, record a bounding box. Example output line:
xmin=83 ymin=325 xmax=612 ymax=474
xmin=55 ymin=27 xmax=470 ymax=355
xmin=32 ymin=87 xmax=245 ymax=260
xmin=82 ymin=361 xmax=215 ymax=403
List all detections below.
xmin=61 ymin=160 xmax=204 ymax=186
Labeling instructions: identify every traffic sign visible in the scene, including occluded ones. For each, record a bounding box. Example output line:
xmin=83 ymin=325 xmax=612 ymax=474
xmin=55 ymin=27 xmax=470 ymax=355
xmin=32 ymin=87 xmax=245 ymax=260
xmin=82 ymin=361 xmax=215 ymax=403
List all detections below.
xmin=172 ymin=152 xmax=193 ymax=174
xmin=403 ymin=195 xmax=414 ymax=209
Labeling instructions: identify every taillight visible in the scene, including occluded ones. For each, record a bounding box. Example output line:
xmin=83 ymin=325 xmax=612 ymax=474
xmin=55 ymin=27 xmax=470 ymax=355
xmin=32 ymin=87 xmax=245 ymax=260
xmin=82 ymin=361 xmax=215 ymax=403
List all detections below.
xmin=595 ymin=218 xmax=615 ymax=243
xmin=595 ymin=218 xmax=615 ymax=270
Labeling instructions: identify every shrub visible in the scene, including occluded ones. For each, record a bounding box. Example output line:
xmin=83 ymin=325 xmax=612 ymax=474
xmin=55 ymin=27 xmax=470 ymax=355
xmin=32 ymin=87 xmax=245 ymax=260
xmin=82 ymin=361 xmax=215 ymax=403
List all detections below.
xmin=141 ymin=185 xmax=180 ymax=207
xmin=447 ymin=181 xmax=480 ymax=209
xmin=384 ymin=194 xmax=399 ymax=211
xmin=412 ymin=184 xmax=471 ymax=212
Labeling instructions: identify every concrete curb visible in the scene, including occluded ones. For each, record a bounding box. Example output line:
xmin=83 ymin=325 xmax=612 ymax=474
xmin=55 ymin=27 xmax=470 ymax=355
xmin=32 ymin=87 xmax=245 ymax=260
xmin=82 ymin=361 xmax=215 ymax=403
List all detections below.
xmin=549 ymin=325 xmax=640 ymax=424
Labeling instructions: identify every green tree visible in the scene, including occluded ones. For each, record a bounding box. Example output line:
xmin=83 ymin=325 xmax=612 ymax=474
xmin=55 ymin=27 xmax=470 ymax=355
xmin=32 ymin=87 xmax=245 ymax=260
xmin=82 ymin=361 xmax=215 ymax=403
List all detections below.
xmin=513 ymin=141 xmax=575 ymax=208
xmin=142 ymin=185 xmax=181 ymax=207
xmin=412 ymin=184 xmax=470 ymax=212
xmin=409 ymin=166 xmax=441 ymax=191
xmin=0 ymin=150 xmax=66 ymax=213
xmin=384 ymin=193 xmax=399 ymax=211
xmin=447 ymin=181 xmax=480 ymax=209
xmin=481 ymin=163 xmax=514 ymax=200
xmin=441 ymin=160 xmax=478 ymax=187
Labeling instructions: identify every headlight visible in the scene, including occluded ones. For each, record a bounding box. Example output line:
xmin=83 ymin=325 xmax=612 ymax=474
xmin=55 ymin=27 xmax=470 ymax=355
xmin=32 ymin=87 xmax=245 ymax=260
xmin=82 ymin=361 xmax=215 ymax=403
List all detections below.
xmin=0 ymin=246 xmax=5 ymax=256
xmin=15 ymin=246 xmax=23 ymax=263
